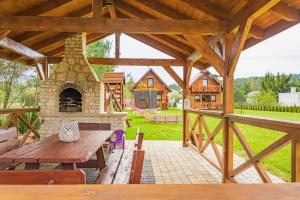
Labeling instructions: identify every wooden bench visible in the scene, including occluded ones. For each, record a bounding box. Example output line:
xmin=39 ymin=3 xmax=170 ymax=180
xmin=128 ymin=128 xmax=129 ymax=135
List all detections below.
xmin=97 ymin=132 xmax=145 ymax=184
xmin=0 ymin=170 xmax=86 ymax=184
xmin=78 ymin=123 xmax=111 ymax=131
xmin=0 ymin=127 xmax=19 ymax=170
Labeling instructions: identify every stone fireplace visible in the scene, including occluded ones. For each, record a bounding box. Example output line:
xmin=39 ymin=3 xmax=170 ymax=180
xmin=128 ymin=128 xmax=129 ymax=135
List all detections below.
xmin=39 ymin=33 xmax=127 ymax=137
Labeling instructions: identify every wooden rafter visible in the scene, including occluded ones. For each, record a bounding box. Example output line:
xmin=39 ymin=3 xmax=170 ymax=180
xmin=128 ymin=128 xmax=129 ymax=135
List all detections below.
xmin=162 ymin=66 xmax=183 ymax=88
xmin=107 ymin=0 xmax=117 ymax=18
xmin=32 ymin=60 xmax=45 ymax=80
xmin=184 ymin=34 xmax=225 ymax=76
xmin=0 ymin=15 xmax=227 ymax=35
xmin=0 ymin=30 xmax=10 ymax=40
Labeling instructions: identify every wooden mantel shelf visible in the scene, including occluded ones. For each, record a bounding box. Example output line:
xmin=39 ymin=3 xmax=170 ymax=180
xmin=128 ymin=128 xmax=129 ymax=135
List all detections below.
xmin=0 ymin=184 xmax=299 ymax=200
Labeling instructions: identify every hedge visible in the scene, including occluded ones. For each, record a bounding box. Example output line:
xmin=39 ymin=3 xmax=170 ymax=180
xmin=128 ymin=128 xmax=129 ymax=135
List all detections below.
xmin=234 ymin=104 xmax=300 ymax=113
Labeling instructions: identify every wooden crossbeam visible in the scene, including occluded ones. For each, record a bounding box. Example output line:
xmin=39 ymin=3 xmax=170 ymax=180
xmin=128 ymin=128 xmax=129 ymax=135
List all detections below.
xmin=200 ymin=116 xmax=223 ymax=167
xmin=87 ymin=57 xmax=185 ymax=66
xmin=229 ymin=134 xmax=290 ymax=177
xmin=0 ymin=30 xmax=10 ymax=40
xmin=0 ymin=15 xmax=227 ymax=34
xmin=199 ymin=119 xmax=223 ymax=153
xmin=184 ymin=34 xmax=225 ymax=76
xmin=33 ymin=60 xmax=46 ymax=80
xmin=0 ymin=37 xmax=45 ymax=62
xmin=229 ymin=122 xmax=272 ymax=183
xmin=271 ymin=2 xmax=299 ymax=21
xmin=162 ymin=66 xmax=183 ymax=88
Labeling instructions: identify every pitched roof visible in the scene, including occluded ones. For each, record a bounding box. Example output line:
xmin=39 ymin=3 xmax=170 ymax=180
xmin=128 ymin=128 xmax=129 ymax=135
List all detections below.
xmin=103 ymin=72 xmax=125 ymax=84
xmin=189 ymin=70 xmax=223 ymax=88
xmin=132 ymin=68 xmax=172 ymax=92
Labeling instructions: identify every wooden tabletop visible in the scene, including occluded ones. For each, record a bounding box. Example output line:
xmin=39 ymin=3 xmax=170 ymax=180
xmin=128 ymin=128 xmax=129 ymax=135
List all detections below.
xmin=0 ymin=184 xmax=299 ymax=200
xmin=0 ymin=130 xmax=113 ymax=164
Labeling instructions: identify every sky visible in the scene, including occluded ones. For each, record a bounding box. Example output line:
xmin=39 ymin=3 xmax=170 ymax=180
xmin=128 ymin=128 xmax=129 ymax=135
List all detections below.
xmin=106 ymin=24 xmax=300 ymax=85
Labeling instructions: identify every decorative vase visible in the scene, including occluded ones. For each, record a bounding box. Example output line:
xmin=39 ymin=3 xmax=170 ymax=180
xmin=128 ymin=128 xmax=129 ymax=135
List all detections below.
xmin=58 ymin=120 xmax=80 ymax=142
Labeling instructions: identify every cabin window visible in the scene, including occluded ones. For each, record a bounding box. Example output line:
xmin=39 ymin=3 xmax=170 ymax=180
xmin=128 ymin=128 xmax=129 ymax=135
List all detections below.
xmin=202 ymin=79 xmax=208 ymax=87
xmin=157 ymin=94 xmax=162 ymax=101
xmin=202 ymin=95 xmax=208 ymax=102
xmin=194 ymin=95 xmax=200 ymax=102
xmin=147 ymin=78 xmax=154 ymax=87
xmin=211 ymin=95 xmax=216 ymax=102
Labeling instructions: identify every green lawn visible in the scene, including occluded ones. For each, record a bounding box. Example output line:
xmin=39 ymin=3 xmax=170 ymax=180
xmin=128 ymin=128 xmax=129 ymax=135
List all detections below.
xmin=126 ymin=107 xmax=300 ymax=181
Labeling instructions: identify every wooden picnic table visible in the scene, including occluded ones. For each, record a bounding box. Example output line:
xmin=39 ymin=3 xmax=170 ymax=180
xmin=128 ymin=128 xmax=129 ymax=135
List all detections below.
xmin=0 ymin=130 xmax=113 ymax=170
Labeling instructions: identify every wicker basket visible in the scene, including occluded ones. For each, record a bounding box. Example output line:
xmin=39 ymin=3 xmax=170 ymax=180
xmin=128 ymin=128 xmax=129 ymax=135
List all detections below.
xmin=58 ymin=120 xmax=80 ymax=142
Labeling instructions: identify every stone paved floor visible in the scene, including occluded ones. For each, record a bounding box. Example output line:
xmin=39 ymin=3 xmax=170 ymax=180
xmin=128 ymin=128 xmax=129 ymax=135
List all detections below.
xmin=140 ymin=140 xmax=284 ymax=184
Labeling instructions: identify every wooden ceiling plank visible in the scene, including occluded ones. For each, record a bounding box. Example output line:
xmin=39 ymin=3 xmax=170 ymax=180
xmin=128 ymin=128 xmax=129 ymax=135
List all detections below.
xmin=184 ymin=34 xmax=225 ymax=76
xmin=228 ymin=0 xmax=281 ymax=32
xmin=163 ymin=66 xmax=183 ymax=88
xmin=0 ymin=15 xmax=227 ymax=35
xmin=0 ymin=37 xmax=45 ymax=62
xmin=270 ymin=2 xmax=299 ymax=21
xmin=249 ymin=25 xmax=264 ymax=39
xmin=12 ymin=5 xmax=92 ymax=43
xmin=18 ymin=0 xmax=73 ymax=16
xmin=180 ymin=0 xmax=231 ymax=20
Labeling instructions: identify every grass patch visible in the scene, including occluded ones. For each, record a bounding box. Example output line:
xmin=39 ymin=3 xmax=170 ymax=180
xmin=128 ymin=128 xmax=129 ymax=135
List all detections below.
xmin=125 ymin=107 xmax=300 ymax=181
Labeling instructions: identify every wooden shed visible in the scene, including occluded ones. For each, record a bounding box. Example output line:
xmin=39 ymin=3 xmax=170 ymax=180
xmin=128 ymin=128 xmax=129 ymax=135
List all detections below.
xmin=189 ymin=71 xmax=223 ymax=110
xmin=103 ymin=72 xmax=125 ymax=111
xmin=132 ymin=69 xmax=171 ymax=109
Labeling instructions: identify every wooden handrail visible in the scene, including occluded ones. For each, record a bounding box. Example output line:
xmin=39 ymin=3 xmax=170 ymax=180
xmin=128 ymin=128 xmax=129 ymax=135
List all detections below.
xmin=225 ymin=114 xmax=300 ymax=133
xmin=0 ymin=107 xmax=40 ymax=114
xmin=184 ymin=108 xmax=223 ymax=118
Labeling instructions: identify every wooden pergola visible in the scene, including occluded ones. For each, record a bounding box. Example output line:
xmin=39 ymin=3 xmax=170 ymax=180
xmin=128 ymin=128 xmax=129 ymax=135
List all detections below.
xmin=1 ymin=0 xmax=300 ymax=197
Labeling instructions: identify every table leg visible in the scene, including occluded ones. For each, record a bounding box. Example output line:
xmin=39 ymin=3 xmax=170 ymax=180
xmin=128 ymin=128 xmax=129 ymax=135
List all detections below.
xmin=25 ymin=163 xmax=40 ymax=170
xmin=96 ymin=146 xmax=106 ymax=170
xmin=62 ymin=163 xmax=77 ymax=170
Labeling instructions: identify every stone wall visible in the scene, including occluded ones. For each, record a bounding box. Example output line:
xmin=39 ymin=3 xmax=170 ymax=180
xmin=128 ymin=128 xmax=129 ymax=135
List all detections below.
xmin=39 ymin=33 xmax=127 ymax=136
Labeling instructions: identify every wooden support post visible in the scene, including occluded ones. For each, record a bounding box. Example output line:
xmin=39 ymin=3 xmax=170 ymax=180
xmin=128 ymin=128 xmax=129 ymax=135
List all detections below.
xmin=291 ymin=132 xmax=300 ymax=182
xmin=115 ymin=33 xmax=120 ymax=58
xmin=222 ymin=34 xmax=234 ymax=183
xmin=182 ymin=65 xmax=190 ymax=147
xmin=92 ymin=0 xmax=103 ymax=18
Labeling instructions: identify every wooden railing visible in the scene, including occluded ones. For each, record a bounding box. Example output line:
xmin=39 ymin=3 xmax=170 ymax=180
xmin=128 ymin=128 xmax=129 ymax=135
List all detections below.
xmin=191 ymin=85 xmax=222 ymax=93
xmin=184 ymin=108 xmax=300 ymax=183
xmin=0 ymin=108 xmax=42 ymax=146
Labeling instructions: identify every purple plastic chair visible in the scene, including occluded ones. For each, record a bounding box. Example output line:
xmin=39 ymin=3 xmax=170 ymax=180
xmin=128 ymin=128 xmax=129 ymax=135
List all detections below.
xmin=109 ymin=130 xmax=126 ymax=153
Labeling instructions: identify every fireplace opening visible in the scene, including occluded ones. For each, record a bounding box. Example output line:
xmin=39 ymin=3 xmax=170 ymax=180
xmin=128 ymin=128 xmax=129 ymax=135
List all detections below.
xmin=59 ymin=88 xmax=82 ymax=112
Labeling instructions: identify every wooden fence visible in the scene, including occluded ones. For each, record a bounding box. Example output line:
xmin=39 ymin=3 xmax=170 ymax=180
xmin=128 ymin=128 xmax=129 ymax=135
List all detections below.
xmin=0 ymin=108 xmax=42 ymax=146
xmin=184 ymin=108 xmax=300 ymax=183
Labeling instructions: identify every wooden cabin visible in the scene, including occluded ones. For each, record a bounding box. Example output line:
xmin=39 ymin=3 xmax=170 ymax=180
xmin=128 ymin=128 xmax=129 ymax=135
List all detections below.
xmin=103 ymin=72 xmax=125 ymax=111
xmin=132 ymin=69 xmax=171 ymax=109
xmin=189 ymin=71 xmax=223 ymax=110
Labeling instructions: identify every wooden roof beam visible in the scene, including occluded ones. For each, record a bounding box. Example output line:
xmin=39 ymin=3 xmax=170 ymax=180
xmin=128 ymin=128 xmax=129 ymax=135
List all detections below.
xmin=0 ymin=15 xmax=227 ymax=34
xmin=228 ymin=0 xmax=280 ymax=32
xmin=0 ymin=30 xmax=10 ymax=40
xmin=0 ymin=37 xmax=45 ymax=62
xmin=163 ymin=66 xmax=183 ymax=88
xmin=107 ymin=0 xmax=117 ymax=18
xmin=270 ymin=2 xmax=299 ymax=21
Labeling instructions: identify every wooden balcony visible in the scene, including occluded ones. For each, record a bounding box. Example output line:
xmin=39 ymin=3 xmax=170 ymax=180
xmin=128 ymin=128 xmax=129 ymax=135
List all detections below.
xmin=191 ymin=86 xmax=222 ymax=93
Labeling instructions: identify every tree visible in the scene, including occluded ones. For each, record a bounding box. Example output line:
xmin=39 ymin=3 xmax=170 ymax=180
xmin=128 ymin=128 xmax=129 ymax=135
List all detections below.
xmin=86 ymin=39 xmax=114 ymax=80
xmin=234 ymin=82 xmax=246 ymax=103
xmin=124 ymin=73 xmax=135 ymax=99
xmin=0 ymin=59 xmax=31 ymax=108
xmin=168 ymin=83 xmax=181 ymax=91
xmin=257 ymin=92 xmax=277 ymax=105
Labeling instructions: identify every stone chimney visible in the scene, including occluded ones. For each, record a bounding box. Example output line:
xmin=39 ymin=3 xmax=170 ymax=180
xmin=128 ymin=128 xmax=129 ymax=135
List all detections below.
xmin=51 ymin=33 xmax=98 ymax=82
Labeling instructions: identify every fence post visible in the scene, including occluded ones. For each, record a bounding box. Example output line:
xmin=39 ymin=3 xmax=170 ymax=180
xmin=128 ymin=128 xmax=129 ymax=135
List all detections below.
xmin=291 ymin=132 xmax=300 ymax=182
